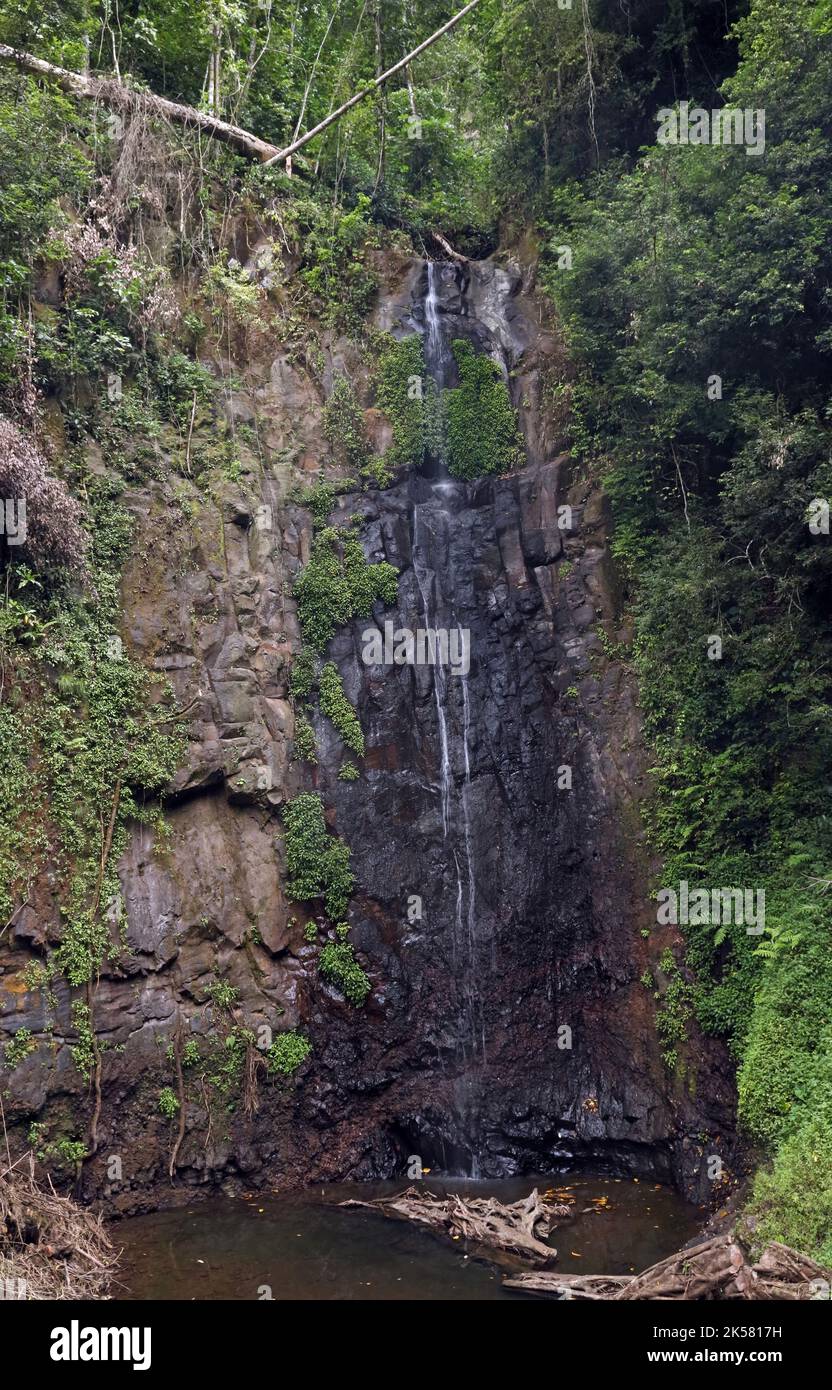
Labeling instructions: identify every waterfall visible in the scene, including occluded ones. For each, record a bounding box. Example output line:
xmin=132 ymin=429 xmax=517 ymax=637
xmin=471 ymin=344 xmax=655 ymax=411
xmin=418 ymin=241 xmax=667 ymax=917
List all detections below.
xmin=410 ymin=260 xmax=483 ymax=1175
xmin=424 ymin=261 xmax=445 ymax=387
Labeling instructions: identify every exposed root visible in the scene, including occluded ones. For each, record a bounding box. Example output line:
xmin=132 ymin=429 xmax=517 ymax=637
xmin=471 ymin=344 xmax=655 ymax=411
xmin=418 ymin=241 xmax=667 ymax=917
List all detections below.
xmin=341 ymin=1186 xmax=570 ymax=1270
xmin=504 ymin=1230 xmax=832 ymax=1301
xmin=0 ymin=1153 xmax=117 ymax=1300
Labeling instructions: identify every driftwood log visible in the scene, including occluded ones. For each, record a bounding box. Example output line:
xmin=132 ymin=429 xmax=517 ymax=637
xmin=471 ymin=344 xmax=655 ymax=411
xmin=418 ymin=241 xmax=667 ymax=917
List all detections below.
xmin=340 ymin=1186 xmax=570 ymax=1270
xmin=504 ymin=1230 xmax=832 ymax=1301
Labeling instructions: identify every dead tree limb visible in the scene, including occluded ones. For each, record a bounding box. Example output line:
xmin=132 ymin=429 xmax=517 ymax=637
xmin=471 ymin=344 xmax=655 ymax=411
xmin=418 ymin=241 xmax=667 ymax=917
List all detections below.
xmin=341 ymin=1186 xmax=569 ymax=1270
xmin=429 ymin=230 xmax=468 ymax=262
xmin=505 ymin=1231 xmax=832 ymax=1301
xmin=0 ymin=44 xmax=280 ymax=161
xmin=0 ymin=1 xmax=481 ymax=172
xmin=504 ymin=1271 xmax=633 ymax=1300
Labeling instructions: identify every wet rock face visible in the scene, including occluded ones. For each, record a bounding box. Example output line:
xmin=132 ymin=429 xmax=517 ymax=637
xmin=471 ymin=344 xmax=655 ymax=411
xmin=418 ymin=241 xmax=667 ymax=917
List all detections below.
xmin=315 ymin=260 xmax=735 ymax=1190
xmin=0 ymin=254 xmax=736 ymax=1209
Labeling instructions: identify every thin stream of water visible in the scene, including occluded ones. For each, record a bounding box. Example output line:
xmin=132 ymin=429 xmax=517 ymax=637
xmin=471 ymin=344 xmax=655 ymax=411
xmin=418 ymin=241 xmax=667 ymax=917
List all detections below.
xmin=413 ymin=261 xmax=484 ymax=1173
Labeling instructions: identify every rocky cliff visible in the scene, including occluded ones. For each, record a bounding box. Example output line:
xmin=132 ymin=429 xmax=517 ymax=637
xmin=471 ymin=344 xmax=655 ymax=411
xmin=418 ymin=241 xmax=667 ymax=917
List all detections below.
xmin=0 ymin=244 xmax=736 ymax=1212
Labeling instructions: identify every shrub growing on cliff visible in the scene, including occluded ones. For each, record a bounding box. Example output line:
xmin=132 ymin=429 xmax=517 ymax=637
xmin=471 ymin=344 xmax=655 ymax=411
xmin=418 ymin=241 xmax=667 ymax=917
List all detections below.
xmin=292 ymin=480 xmax=338 ymax=528
xmin=444 ymin=340 xmax=524 ymax=480
xmin=158 ymin=1086 xmax=180 ymax=1118
xmin=292 ymin=707 xmax=318 ymax=764
xmin=3 ymin=1027 xmax=37 ymax=1069
xmin=267 ymin=1031 xmax=312 ymax=1076
xmin=323 ymin=375 xmax=370 ymax=474
xmin=375 ymin=333 xmax=437 ymax=472
xmin=289 ymin=645 xmax=317 ymax=699
xmin=293 ymin=525 xmax=398 ymax=651
xmin=283 ymin=792 xmax=354 ymax=920
xmin=319 ymin=661 xmax=364 ymax=757
xmin=319 ymin=940 xmax=371 ymax=1006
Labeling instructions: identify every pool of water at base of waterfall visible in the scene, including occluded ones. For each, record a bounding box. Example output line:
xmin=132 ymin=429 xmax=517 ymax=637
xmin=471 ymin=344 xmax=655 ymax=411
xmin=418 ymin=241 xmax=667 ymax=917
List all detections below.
xmin=113 ymin=1173 xmax=703 ymax=1300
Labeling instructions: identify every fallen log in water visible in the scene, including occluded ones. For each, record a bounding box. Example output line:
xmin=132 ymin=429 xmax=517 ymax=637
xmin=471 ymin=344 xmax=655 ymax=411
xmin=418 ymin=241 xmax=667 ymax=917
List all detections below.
xmin=504 ymin=1272 xmax=634 ymax=1301
xmin=504 ymin=1230 xmax=832 ymax=1301
xmin=340 ymin=1186 xmax=570 ymax=1270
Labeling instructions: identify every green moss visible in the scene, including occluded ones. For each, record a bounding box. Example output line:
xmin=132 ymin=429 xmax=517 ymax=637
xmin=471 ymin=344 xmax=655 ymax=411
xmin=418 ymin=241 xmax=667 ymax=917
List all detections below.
xmin=444 ymin=339 xmax=524 ymax=479
xmin=319 ymin=940 xmax=371 ymax=1006
xmin=338 ymin=760 xmax=360 ymax=782
xmin=319 ymin=662 xmax=364 ymax=756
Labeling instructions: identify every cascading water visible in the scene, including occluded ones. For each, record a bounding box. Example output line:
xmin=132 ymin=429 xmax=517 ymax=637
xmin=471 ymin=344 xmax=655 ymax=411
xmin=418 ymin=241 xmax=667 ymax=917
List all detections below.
xmin=324 ymin=254 xmax=733 ymax=1194
xmin=410 ymin=261 xmax=484 ymax=1175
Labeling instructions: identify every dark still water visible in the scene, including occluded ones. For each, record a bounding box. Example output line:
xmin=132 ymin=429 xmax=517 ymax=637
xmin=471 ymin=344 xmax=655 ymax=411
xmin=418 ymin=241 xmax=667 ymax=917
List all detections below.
xmin=114 ymin=1175 xmax=703 ymax=1301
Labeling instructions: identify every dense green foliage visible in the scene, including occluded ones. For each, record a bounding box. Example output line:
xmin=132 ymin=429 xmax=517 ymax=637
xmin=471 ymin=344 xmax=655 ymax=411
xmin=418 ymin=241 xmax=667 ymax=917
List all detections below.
xmin=375 ymin=333 xmax=438 ymax=472
xmin=319 ymin=940 xmax=371 ymax=1007
xmin=323 ymin=375 xmax=371 ymax=475
xmin=283 ymin=792 xmax=355 ymax=922
xmin=547 ymin=0 xmax=832 ymax=1257
xmin=319 ymin=661 xmax=364 ymax=758
xmin=292 ymin=707 xmax=319 ymax=765
xmin=267 ymin=1031 xmax=312 ymax=1076
xmin=0 ymin=484 xmax=183 ymax=996
xmin=445 ymin=340 xmax=524 ymax=479
xmin=293 ymin=525 xmax=398 ymax=651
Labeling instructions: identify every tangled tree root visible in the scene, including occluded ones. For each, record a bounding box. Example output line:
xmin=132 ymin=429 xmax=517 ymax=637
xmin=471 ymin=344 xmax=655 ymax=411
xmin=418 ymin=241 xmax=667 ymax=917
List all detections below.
xmin=0 ymin=1154 xmax=117 ymax=1300
xmin=504 ymin=1231 xmax=832 ymax=1301
xmin=341 ymin=1186 xmax=570 ymax=1270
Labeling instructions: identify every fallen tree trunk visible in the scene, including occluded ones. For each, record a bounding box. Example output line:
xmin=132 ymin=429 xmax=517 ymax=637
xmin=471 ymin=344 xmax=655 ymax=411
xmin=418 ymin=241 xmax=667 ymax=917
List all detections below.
xmin=0 ymin=1 xmax=482 ymax=171
xmin=0 ymin=44 xmax=280 ymax=161
xmin=504 ymin=1230 xmax=832 ymax=1301
xmin=340 ymin=1186 xmax=570 ymax=1270
xmin=505 ymin=1272 xmax=633 ymax=1301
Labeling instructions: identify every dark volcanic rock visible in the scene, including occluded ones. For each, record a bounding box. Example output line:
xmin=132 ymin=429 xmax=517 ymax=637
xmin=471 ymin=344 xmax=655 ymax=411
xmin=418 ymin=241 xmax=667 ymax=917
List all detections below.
xmin=0 ymin=252 xmax=736 ymax=1211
